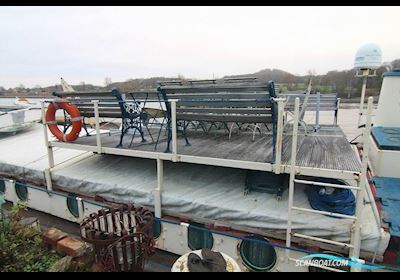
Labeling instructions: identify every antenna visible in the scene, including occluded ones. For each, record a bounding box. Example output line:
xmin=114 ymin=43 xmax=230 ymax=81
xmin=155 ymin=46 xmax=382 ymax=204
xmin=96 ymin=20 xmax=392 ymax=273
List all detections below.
xmin=353 ymin=43 xmax=382 ymax=127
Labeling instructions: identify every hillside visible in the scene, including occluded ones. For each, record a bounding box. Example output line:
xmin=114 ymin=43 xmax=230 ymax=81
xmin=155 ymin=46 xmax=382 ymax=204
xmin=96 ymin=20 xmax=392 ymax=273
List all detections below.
xmin=1 ymin=59 xmax=399 ymax=99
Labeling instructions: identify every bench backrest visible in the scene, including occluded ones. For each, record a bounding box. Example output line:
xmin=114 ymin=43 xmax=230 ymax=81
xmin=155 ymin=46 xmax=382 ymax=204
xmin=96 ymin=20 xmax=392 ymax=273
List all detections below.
xmin=281 ymin=92 xmax=339 ymax=112
xmin=157 ymin=79 xmax=277 ymax=124
xmin=53 ymin=90 xmax=158 ymax=119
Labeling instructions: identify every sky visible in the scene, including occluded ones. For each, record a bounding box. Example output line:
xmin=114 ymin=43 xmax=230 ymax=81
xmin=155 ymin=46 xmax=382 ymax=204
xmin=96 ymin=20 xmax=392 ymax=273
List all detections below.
xmin=0 ymin=6 xmax=399 ymax=88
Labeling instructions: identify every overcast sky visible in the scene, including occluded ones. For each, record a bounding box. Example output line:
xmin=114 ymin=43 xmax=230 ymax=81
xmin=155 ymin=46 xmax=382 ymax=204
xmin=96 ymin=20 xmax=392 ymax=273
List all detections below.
xmin=0 ymin=6 xmax=399 ymax=88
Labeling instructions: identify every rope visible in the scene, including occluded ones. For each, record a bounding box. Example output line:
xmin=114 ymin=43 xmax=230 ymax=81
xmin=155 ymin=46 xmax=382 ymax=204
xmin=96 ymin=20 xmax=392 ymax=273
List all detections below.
xmin=305 ymin=186 xmax=356 ymax=217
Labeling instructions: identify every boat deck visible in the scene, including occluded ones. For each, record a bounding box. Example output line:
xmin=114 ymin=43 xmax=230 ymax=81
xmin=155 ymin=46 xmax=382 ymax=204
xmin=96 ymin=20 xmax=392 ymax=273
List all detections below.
xmin=71 ymin=124 xmax=361 ymax=172
xmin=0 ymin=121 xmax=385 ymax=256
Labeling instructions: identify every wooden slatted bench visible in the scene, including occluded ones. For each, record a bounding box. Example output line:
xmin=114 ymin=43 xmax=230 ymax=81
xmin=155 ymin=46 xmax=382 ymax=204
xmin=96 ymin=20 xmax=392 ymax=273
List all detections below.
xmin=157 ymin=78 xmax=279 ymax=160
xmin=282 ymin=92 xmax=340 ymax=126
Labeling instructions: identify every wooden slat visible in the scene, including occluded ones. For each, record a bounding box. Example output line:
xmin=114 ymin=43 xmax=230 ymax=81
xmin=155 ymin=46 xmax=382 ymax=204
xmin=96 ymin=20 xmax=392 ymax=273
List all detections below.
xmin=177 ymin=107 xmax=271 ymax=114
xmin=176 ymin=113 xmax=272 ymax=123
xmin=177 ymin=101 xmax=271 ymax=108
xmin=167 ymin=93 xmax=270 ymax=100
xmin=160 ymin=83 xmax=270 ymax=94
xmin=78 ymin=106 xmax=121 ymax=111
xmin=54 ymin=91 xmax=113 ymax=98
xmin=55 ymin=90 xmax=158 ymax=99
xmin=73 ymin=102 xmax=120 ymax=108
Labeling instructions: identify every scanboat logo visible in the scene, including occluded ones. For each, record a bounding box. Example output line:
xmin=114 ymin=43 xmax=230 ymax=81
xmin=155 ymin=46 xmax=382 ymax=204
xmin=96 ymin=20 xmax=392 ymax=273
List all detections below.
xmin=296 ymin=254 xmax=385 ymax=270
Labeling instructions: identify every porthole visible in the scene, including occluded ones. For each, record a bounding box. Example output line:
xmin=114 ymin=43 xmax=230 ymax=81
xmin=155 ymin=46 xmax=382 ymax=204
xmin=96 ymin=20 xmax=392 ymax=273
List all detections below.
xmin=188 ymin=222 xmax=214 ymax=251
xmin=152 ymin=219 xmax=162 ymax=240
xmin=239 ymin=235 xmax=277 ymax=272
xmin=15 ymin=181 xmax=28 ymax=201
xmin=67 ymin=193 xmax=80 ymax=218
xmin=0 ymin=179 xmax=5 ymax=194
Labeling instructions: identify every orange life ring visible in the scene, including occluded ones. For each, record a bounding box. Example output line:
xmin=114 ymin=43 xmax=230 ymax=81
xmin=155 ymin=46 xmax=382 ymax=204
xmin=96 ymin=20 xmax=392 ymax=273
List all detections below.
xmin=45 ymin=99 xmax=82 ymax=142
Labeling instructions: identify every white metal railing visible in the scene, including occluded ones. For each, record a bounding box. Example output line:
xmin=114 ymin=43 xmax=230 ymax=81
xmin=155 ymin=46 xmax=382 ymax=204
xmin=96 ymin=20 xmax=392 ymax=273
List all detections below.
xmin=171 ymin=100 xmax=178 ymax=161
xmin=285 ymin=96 xmax=375 ymax=272
xmin=92 ymin=100 xmax=102 ymax=154
xmin=274 ymin=98 xmax=286 ymax=174
xmin=41 ymin=95 xmax=363 ymax=181
xmin=37 ymin=94 xmax=384 ymax=272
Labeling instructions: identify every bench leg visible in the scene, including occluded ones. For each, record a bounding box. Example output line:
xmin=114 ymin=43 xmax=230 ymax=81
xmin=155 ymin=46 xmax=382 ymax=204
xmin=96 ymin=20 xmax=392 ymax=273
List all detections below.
xmin=229 ymin=123 xmax=236 ymax=140
xmin=83 ymin=120 xmax=91 ymax=136
xmin=164 ymin=120 xmax=172 ymax=153
xmin=183 ymin=121 xmax=191 ymax=146
xmin=145 ymin=123 xmax=154 ymax=142
xmin=165 ymin=134 xmax=171 ymax=153
xmin=252 ymin=124 xmax=262 ymax=141
xmin=139 ymin=123 xmax=147 ymax=143
xmin=63 ymin=123 xmax=72 ymax=134
xmin=300 ymin=120 xmax=308 ymax=134
xmin=129 ymin=129 xmax=137 ymax=148
xmin=155 ymin=118 xmax=166 ymax=151
xmin=223 ymin=123 xmax=230 ymax=134
xmin=334 ymin=110 xmax=338 ymax=125
xmin=199 ymin=122 xmax=208 ymax=134
xmin=117 ymin=128 xmax=126 ymax=148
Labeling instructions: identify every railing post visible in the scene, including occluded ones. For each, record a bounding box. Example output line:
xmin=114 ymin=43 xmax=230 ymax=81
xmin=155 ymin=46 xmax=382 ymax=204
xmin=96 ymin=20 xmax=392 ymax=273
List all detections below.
xmin=274 ymin=98 xmax=285 ymax=174
xmin=92 ymin=100 xmax=102 ymax=154
xmin=285 ymin=97 xmax=300 ymax=262
xmin=41 ymin=101 xmax=54 ymax=192
xmin=155 ymin=158 xmax=164 ymax=218
xmin=41 ymin=102 xmax=55 ymax=168
xmin=335 ymin=98 xmax=341 ymax=125
xmin=358 ymin=73 xmax=368 ymax=127
xmin=350 ymin=97 xmax=373 ymax=272
xmin=171 ymin=100 xmax=178 ymax=161
xmin=315 ymin=91 xmax=321 ymax=130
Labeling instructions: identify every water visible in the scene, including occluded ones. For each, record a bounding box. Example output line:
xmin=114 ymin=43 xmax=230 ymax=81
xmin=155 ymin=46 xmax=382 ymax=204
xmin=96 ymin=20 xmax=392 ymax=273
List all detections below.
xmin=0 ymin=97 xmax=43 ymax=106
xmin=0 ymin=98 xmax=43 ymax=131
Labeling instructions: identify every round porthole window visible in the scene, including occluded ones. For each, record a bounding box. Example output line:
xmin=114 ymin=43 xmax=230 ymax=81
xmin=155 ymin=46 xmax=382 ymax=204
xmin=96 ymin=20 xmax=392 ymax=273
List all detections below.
xmin=188 ymin=222 xmax=214 ymax=251
xmin=0 ymin=179 xmax=5 ymax=194
xmin=15 ymin=181 xmax=28 ymax=201
xmin=152 ymin=219 xmax=162 ymax=240
xmin=239 ymin=235 xmax=277 ymax=272
xmin=67 ymin=193 xmax=80 ymax=218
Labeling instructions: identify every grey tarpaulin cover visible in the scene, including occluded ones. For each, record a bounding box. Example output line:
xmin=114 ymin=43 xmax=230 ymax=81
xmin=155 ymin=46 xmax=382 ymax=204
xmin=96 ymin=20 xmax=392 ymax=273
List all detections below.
xmin=0 ymin=125 xmax=389 ymax=255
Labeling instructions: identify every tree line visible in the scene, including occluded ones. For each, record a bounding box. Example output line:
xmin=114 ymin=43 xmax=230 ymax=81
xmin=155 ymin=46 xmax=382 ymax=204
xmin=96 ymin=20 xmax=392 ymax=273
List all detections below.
xmin=1 ymin=59 xmax=399 ymax=99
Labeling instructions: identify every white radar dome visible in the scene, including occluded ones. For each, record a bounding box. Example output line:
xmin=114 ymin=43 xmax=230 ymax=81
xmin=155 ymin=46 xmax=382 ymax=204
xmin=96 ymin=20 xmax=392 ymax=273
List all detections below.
xmin=354 ymin=43 xmax=382 ymax=70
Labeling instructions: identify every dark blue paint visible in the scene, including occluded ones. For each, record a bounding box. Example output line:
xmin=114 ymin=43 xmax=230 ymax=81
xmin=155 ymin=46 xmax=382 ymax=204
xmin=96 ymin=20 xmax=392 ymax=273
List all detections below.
xmin=374 ymin=176 xmax=400 ymax=237
xmin=383 ymin=69 xmax=400 ymax=77
xmin=0 ymin=178 xmax=5 ymax=194
xmin=371 ymin=126 xmax=400 ymax=151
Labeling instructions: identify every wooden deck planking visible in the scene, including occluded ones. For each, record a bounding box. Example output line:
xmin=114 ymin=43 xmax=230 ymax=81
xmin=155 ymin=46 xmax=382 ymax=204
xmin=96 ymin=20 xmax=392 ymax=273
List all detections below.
xmin=73 ymin=125 xmax=361 ymax=172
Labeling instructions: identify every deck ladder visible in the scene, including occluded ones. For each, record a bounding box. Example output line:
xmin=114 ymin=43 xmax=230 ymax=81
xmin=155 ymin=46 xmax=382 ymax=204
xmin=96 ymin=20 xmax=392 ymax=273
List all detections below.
xmin=284 ymin=97 xmax=374 ymax=272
